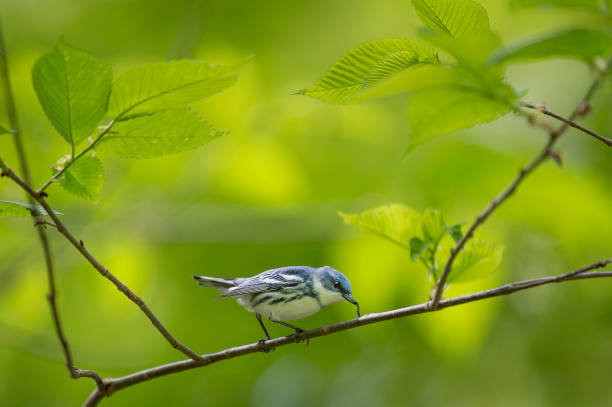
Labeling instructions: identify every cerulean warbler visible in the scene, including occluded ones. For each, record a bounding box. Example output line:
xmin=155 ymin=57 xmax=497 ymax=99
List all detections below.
xmin=193 ymin=266 xmax=360 ymax=340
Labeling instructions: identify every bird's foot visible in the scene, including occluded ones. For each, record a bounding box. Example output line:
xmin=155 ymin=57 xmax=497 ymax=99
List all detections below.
xmin=257 ymin=338 xmax=274 ymax=353
xmin=289 ymin=329 xmax=309 ymax=345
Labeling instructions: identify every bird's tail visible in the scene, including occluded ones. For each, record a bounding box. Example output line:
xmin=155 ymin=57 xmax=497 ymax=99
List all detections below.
xmin=192 ymin=276 xmax=238 ymax=293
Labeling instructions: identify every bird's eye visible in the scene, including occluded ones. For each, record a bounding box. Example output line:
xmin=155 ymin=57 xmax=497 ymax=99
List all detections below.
xmin=333 ymin=281 xmax=341 ymax=289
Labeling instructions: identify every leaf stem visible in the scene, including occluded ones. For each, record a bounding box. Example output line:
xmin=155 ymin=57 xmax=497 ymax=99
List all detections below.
xmin=37 ymin=121 xmax=115 ymax=194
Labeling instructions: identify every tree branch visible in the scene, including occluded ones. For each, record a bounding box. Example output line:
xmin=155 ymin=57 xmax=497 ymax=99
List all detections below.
xmin=431 ymin=64 xmax=611 ymax=309
xmin=0 ymin=164 xmax=203 ymax=362
xmin=520 ymin=102 xmax=612 ymax=147
xmin=0 ymin=16 xmax=105 ymax=392
xmin=83 ymin=259 xmax=611 ymax=407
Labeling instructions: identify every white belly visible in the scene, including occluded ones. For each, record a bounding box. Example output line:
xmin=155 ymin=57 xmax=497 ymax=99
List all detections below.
xmin=246 ymin=295 xmax=322 ymax=321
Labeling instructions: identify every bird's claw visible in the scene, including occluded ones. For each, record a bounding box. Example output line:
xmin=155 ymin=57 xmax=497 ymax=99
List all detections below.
xmin=257 ymin=338 xmax=274 ymax=353
xmin=289 ymin=329 xmax=309 ymax=345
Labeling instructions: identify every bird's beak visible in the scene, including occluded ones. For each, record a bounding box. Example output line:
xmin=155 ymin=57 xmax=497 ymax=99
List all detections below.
xmin=343 ymin=293 xmax=360 ymax=317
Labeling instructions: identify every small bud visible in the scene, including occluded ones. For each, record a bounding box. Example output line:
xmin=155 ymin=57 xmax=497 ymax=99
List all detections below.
xmin=576 ymin=101 xmax=591 ymax=117
xmin=549 ymin=150 xmax=563 ymax=166
xmin=592 ymin=57 xmax=607 ymax=78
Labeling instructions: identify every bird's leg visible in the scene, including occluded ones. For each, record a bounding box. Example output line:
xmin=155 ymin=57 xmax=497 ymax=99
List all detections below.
xmin=256 ymin=314 xmax=274 ymax=353
xmin=269 ymin=319 xmax=308 ymax=345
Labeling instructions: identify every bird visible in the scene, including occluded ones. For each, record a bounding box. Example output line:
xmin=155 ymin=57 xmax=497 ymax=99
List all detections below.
xmin=193 ymin=266 xmax=360 ymax=342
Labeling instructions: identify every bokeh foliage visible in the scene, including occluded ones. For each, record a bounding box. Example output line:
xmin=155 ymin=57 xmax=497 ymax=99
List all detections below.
xmin=1 ymin=0 xmax=611 ymax=406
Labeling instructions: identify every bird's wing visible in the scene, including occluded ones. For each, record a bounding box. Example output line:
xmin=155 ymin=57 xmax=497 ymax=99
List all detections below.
xmin=217 ymin=270 xmax=302 ymax=298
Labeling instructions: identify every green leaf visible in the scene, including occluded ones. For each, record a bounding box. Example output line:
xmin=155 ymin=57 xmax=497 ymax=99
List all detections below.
xmin=339 ymin=204 xmax=422 ymax=249
xmin=447 ymin=240 xmax=503 ymax=283
xmin=32 ymin=39 xmax=112 ymax=147
xmin=0 ymin=125 xmax=11 ymax=135
xmin=411 ymin=0 xmax=489 ymax=38
xmin=53 ymin=156 xmax=104 ymax=202
xmin=410 ymin=236 xmax=430 ymax=260
xmin=422 ymin=208 xmax=446 ymax=243
xmin=108 ymin=59 xmax=246 ymax=120
xmin=406 ymin=86 xmax=512 ymax=151
xmin=490 ymin=29 xmax=612 ymax=65
xmin=98 ymin=108 xmax=225 ymax=158
xmin=296 ymin=39 xmax=439 ymax=104
xmin=445 ymin=223 xmax=463 ymax=243
xmin=0 ymin=200 xmax=61 ymax=217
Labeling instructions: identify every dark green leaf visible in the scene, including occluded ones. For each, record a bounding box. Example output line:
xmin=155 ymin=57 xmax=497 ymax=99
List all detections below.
xmin=410 ymin=236 xmax=430 ymax=260
xmin=412 ymin=0 xmax=489 ymax=38
xmin=0 ymin=125 xmax=11 ymax=135
xmin=108 ymin=59 xmax=247 ymax=120
xmin=0 ymin=200 xmax=61 ymax=217
xmin=445 ymin=223 xmax=463 ymax=243
xmin=296 ymin=39 xmax=439 ymax=104
xmin=54 ymin=156 xmax=104 ymax=202
xmin=490 ymin=29 xmax=612 ymax=65
xmin=32 ymin=39 xmax=112 ymax=147
xmin=98 ymin=108 xmax=225 ymax=158
xmin=339 ymin=204 xmax=422 ymax=249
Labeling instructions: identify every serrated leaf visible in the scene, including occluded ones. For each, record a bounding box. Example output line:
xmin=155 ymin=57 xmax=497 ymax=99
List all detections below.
xmin=32 ymin=39 xmax=112 ymax=147
xmin=490 ymin=29 xmax=612 ymax=65
xmin=296 ymin=39 xmax=439 ymax=104
xmin=447 ymin=240 xmax=503 ymax=283
xmin=422 ymin=208 xmax=446 ymax=243
xmin=445 ymin=223 xmax=463 ymax=243
xmin=54 ymin=156 xmax=104 ymax=202
xmin=108 ymin=59 xmax=246 ymax=120
xmin=0 ymin=200 xmax=61 ymax=217
xmin=0 ymin=125 xmax=11 ymax=135
xmin=339 ymin=204 xmax=422 ymax=249
xmin=410 ymin=236 xmax=430 ymax=260
xmin=412 ymin=0 xmax=489 ymax=38
xmin=98 ymin=108 xmax=225 ymax=159
xmin=406 ymin=86 xmax=512 ymax=151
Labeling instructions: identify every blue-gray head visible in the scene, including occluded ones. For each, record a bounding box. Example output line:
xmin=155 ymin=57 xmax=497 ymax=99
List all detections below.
xmin=316 ymin=266 xmax=360 ymax=316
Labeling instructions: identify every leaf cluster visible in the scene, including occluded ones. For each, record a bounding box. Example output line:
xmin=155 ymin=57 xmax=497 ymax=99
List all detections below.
xmin=341 ymin=204 xmax=503 ymax=286
xmin=297 ymin=0 xmax=612 ymax=151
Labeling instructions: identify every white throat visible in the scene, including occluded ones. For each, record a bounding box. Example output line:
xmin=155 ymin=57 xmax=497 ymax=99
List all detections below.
xmin=313 ymin=277 xmax=344 ymax=307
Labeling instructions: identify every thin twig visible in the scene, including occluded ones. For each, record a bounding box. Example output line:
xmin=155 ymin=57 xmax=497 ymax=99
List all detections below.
xmin=2 ymin=165 xmax=203 ymax=361
xmin=0 ymin=16 xmax=105 ymax=393
xmin=83 ymin=259 xmax=611 ymax=406
xmin=520 ymin=102 xmax=612 ymax=147
xmin=431 ymin=63 xmax=611 ymax=309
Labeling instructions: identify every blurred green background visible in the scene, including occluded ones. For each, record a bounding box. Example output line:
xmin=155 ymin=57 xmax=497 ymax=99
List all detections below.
xmin=1 ymin=0 xmax=611 ymax=406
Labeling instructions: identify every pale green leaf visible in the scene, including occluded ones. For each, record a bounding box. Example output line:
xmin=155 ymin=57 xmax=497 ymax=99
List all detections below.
xmin=490 ymin=29 xmax=612 ymax=65
xmin=32 ymin=39 xmax=112 ymax=147
xmin=406 ymin=86 xmax=511 ymax=151
xmin=422 ymin=208 xmax=446 ymax=244
xmin=0 ymin=200 xmax=61 ymax=217
xmin=296 ymin=39 xmax=439 ymax=104
xmin=447 ymin=240 xmax=503 ymax=283
xmin=411 ymin=0 xmax=489 ymax=38
xmin=339 ymin=204 xmax=422 ymax=249
xmin=108 ymin=59 xmax=246 ymax=120
xmin=98 ymin=108 xmax=225 ymax=158
xmin=54 ymin=156 xmax=104 ymax=202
